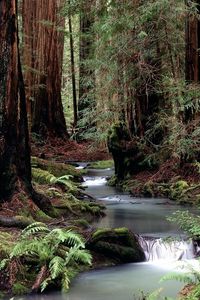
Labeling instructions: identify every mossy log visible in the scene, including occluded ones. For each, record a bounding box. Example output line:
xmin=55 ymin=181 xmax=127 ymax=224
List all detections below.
xmin=0 ymin=216 xmax=32 ymax=228
xmin=87 ymin=227 xmax=145 ymax=263
xmin=31 ymin=157 xmax=83 ymax=182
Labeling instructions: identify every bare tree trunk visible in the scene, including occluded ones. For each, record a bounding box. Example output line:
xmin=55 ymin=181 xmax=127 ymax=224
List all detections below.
xmin=22 ymin=0 xmax=68 ymax=138
xmin=0 ymin=0 xmax=30 ymax=199
xmin=68 ymin=1 xmax=78 ymax=127
xmin=0 ymin=0 xmax=54 ymax=215
xmin=78 ymin=0 xmax=95 ymax=136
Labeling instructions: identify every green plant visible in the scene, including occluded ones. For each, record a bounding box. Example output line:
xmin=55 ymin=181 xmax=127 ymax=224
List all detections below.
xmin=167 ymin=210 xmax=200 ymax=238
xmin=162 ymin=210 xmax=200 ymax=299
xmin=0 ymin=222 xmax=92 ymax=293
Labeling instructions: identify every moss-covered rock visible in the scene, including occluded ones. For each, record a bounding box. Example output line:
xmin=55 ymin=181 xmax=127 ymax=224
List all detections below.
xmin=87 ymin=227 xmax=145 ymax=263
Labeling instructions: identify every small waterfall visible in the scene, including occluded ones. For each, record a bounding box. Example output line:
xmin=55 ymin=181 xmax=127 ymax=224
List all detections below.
xmin=138 ymin=236 xmax=195 ymax=261
xmin=83 ymin=176 xmax=107 ymax=186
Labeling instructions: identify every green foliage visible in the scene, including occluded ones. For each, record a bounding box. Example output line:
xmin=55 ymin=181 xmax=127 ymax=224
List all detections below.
xmin=181 ymin=284 xmax=200 ymax=300
xmin=164 ymin=210 xmax=200 ymax=299
xmin=168 ymin=210 xmax=200 ymax=238
xmin=0 ymin=222 xmax=92 ymax=293
xmin=32 ymin=167 xmax=80 ymax=194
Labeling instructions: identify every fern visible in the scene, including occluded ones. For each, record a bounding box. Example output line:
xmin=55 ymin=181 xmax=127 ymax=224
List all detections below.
xmin=66 ymin=247 xmax=92 ymax=265
xmin=1 ymin=222 xmax=92 ymax=293
xmin=61 ymin=269 xmax=71 ymax=292
xmin=167 ymin=210 xmax=200 ymax=238
xmin=51 ymin=175 xmax=78 ymax=192
xmin=160 ymin=273 xmax=194 ymax=285
xmin=21 ymin=222 xmax=50 ymax=238
xmin=49 ymin=256 xmax=65 ymax=279
xmin=47 ymin=229 xmax=85 ymax=248
xmin=0 ymin=259 xmax=9 ymax=270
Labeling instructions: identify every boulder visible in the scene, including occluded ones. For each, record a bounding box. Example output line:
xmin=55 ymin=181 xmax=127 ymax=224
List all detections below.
xmin=87 ymin=227 xmax=145 ymax=263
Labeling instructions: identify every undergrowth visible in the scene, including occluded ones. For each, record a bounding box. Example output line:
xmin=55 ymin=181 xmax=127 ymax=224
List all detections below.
xmin=0 ymin=222 xmax=92 ymax=294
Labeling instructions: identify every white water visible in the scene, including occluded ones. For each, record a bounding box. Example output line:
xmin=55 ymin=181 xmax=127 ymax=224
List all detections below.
xmin=138 ymin=236 xmax=195 ymax=261
xmin=18 ymin=167 xmax=199 ymax=300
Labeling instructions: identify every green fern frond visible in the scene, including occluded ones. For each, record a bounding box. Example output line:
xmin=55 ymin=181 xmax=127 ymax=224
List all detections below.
xmin=52 ymin=176 xmax=78 ymax=192
xmin=48 ymin=229 xmax=85 ymax=248
xmin=0 ymin=258 xmax=9 ymax=270
xmin=145 ymin=288 xmax=163 ymax=300
xmin=32 ymin=168 xmax=56 ymax=184
xmin=10 ymin=240 xmax=33 ymax=258
xmin=49 ymin=256 xmax=65 ymax=279
xmin=10 ymin=239 xmax=51 ymax=261
xmin=40 ymin=277 xmax=52 ymax=292
xmin=67 ymin=248 xmax=92 ymax=265
xmin=61 ymin=269 xmax=71 ymax=292
xmin=160 ymin=272 xmax=194 ymax=284
xmin=21 ymin=222 xmax=49 ymax=238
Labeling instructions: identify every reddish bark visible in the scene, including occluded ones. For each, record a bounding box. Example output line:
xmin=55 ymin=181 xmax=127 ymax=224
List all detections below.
xmin=22 ymin=0 xmax=67 ymax=137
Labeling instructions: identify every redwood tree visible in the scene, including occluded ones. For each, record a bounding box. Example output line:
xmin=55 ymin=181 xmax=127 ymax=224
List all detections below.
xmin=78 ymin=0 xmax=95 ymax=135
xmin=22 ymin=0 xmax=67 ymax=137
xmin=0 ymin=0 xmax=53 ymax=214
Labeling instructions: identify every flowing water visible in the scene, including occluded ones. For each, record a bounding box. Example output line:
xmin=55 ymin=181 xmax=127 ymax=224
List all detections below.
xmin=18 ymin=166 xmax=199 ymax=300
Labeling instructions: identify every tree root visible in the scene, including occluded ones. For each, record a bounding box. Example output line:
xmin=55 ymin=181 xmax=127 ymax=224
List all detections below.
xmin=0 ymin=216 xmax=32 ymax=228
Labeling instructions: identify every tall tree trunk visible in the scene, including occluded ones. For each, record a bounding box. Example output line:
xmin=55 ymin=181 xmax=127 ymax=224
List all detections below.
xmin=185 ymin=5 xmax=200 ymax=82
xmin=22 ymin=0 xmax=68 ymax=138
xmin=184 ymin=1 xmax=200 ymax=124
xmin=0 ymin=0 xmax=31 ymax=199
xmin=68 ymin=2 xmax=78 ymax=127
xmin=78 ymin=0 xmax=95 ymax=136
xmin=0 ymin=0 xmax=54 ymax=215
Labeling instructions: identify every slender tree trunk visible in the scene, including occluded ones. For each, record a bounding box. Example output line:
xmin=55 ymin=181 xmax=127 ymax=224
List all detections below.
xmin=78 ymin=0 xmax=95 ymax=135
xmin=68 ymin=2 xmax=78 ymax=127
xmin=22 ymin=0 xmax=68 ymax=138
xmin=185 ymin=7 xmax=200 ymax=82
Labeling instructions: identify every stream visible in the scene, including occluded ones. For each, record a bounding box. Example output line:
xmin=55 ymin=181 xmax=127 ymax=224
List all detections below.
xmin=18 ymin=166 xmax=199 ymax=300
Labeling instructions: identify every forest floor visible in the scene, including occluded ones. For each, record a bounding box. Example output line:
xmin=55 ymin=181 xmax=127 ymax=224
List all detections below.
xmin=31 ymin=135 xmax=111 ymax=162
xmin=118 ymin=158 xmax=200 ymax=206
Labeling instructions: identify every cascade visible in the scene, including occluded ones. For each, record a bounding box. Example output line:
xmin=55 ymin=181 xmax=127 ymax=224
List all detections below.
xmin=138 ymin=236 xmax=195 ymax=261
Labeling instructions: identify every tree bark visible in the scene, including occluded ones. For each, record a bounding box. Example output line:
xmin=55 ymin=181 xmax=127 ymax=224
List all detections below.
xmin=0 ymin=0 xmax=54 ymax=216
xmin=0 ymin=0 xmax=31 ymax=199
xmin=78 ymin=0 xmax=95 ymax=136
xmin=22 ymin=0 xmax=68 ymax=138
xmin=68 ymin=1 xmax=78 ymax=127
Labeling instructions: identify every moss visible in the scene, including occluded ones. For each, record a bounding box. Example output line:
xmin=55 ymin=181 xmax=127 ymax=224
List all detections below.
xmin=12 ymin=283 xmax=29 ymax=296
xmin=114 ymin=227 xmax=129 ymax=234
xmin=88 ymin=160 xmax=114 ymax=169
xmin=79 ymin=202 xmax=105 ymax=217
xmin=143 ymin=181 xmax=155 ymax=197
xmin=31 ymin=156 xmax=83 ymax=180
xmin=88 ymin=227 xmax=145 ymax=263
xmin=72 ymin=219 xmax=90 ymax=229
xmin=0 ymin=231 xmax=15 ymax=258
xmin=34 ymin=209 xmax=52 ymax=222
xmin=169 ymin=180 xmax=189 ymax=201
xmin=107 ymin=175 xmax=118 ymax=186
xmin=92 ymin=228 xmax=111 ymax=240
xmin=32 ymin=167 xmax=55 ymax=185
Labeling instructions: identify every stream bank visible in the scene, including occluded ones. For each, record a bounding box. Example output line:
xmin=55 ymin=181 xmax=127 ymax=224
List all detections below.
xmin=0 ymin=160 xmax=199 ymax=299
